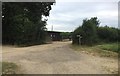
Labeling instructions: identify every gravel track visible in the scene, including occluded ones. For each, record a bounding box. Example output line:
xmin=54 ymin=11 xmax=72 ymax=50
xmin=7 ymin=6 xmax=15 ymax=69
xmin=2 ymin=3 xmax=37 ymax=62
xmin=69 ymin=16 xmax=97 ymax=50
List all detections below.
xmin=2 ymin=41 xmax=118 ymax=74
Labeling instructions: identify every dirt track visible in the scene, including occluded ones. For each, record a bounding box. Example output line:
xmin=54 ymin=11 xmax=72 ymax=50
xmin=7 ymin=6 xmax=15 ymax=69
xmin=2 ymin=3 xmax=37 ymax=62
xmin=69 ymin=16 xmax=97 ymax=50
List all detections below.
xmin=2 ymin=41 xmax=118 ymax=74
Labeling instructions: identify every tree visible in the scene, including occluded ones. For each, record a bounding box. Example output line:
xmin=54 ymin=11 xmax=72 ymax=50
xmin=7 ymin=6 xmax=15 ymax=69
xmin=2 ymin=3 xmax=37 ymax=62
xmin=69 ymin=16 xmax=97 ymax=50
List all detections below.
xmin=60 ymin=32 xmax=71 ymax=40
xmin=2 ymin=2 xmax=54 ymax=45
xmin=72 ymin=26 xmax=83 ymax=44
xmin=82 ymin=17 xmax=99 ymax=45
xmin=72 ymin=17 xmax=119 ymax=45
xmin=118 ymin=29 xmax=120 ymax=42
xmin=72 ymin=17 xmax=100 ymax=45
xmin=97 ymin=26 xmax=118 ymax=42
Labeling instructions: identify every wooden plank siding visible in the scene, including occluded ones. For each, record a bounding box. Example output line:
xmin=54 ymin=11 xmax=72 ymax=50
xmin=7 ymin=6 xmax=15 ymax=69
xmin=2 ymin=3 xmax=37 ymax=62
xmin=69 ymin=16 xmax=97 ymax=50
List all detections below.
xmin=47 ymin=31 xmax=62 ymax=41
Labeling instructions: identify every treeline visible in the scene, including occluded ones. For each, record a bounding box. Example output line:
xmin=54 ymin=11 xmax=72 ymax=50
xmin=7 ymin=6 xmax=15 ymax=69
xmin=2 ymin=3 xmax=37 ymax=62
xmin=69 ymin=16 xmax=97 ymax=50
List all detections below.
xmin=60 ymin=32 xmax=72 ymax=40
xmin=72 ymin=17 xmax=119 ymax=46
xmin=2 ymin=2 xmax=54 ymax=46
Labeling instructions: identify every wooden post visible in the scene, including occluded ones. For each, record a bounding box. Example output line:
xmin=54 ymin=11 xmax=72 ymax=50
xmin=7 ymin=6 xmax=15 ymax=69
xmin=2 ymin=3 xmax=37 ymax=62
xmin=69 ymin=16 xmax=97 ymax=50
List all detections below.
xmin=77 ymin=35 xmax=82 ymax=45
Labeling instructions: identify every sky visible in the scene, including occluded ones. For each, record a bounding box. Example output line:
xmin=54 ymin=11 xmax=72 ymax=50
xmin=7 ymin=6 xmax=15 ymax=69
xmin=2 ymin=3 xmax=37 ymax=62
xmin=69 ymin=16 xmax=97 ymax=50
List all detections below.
xmin=46 ymin=0 xmax=119 ymax=32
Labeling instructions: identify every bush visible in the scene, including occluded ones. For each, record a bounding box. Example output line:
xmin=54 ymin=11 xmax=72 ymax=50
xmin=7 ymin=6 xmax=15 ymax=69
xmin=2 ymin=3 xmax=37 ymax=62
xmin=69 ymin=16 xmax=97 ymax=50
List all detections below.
xmin=72 ymin=17 xmax=99 ymax=46
xmin=72 ymin=17 xmax=119 ymax=46
xmin=97 ymin=26 xmax=118 ymax=42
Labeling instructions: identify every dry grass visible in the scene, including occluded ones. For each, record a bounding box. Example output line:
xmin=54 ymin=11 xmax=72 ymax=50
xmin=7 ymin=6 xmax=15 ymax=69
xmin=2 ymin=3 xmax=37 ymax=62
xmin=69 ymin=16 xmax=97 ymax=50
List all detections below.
xmin=70 ymin=44 xmax=118 ymax=58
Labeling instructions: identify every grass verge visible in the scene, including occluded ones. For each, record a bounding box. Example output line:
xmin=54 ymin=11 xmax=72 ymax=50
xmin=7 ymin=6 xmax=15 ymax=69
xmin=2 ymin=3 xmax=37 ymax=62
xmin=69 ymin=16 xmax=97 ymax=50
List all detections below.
xmin=97 ymin=43 xmax=119 ymax=53
xmin=70 ymin=43 xmax=118 ymax=58
xmin=1 ymin=62 xmax=18 ymax=74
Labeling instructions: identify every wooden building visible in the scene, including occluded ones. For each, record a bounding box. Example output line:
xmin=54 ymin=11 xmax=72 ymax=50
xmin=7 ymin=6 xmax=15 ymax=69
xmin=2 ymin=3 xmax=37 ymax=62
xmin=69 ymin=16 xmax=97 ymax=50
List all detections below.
xmin=47 ymin=31 xmax=62 ymax=41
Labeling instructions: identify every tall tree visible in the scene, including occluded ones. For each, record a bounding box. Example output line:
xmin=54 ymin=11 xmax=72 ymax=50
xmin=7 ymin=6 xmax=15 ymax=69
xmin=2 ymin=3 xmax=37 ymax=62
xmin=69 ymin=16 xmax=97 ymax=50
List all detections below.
xmin=72 ymin=17 xmax=100 ymax=45
xmin=2 ymin=2 xmax=54 ymax=45
xmin=82 ymin=17 xmax=99 ymax=45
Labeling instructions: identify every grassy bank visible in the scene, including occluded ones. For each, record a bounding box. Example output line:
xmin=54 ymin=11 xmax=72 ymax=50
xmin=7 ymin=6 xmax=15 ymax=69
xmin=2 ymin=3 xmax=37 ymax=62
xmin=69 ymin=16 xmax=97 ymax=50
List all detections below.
xmin=70 ymin=43 xmax=118 ymax=58
xmin=97 ymin=43 xmax=119 ymax=53
xmin=1 ymin=62 xmax=18 ymax=74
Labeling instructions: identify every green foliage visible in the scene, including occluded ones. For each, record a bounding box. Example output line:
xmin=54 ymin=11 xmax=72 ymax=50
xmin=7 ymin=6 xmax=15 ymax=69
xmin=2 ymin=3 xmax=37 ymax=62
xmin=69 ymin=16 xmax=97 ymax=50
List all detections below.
xmin=97 ymin=43 xmax=119 ymax=53
xmin=72 ymin=26 xmax=83 ymax=44
xmin=60 ymin=32 xmax=71 ymax=39
xmin=72 ymin=17 xmax=119 ymax=46
xmin=97 ymin=26 xmax=118 ymax=42
xmin=117 ymin=28 xmax=120 ymax=42
xmin=2 ymin=2 xmax=54 ymax=46
xmin=72 ymin=17 xmax=99 ymax=45
xmin=82 ymin=18 xmax=99 ymax=45
xmin=70 ymin=43 xmax=118 ymax=58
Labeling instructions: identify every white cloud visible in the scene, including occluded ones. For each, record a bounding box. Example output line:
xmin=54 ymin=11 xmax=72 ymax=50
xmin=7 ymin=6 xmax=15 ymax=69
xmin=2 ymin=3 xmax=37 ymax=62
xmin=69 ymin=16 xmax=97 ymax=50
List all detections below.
xmin=56 ymin=0 xmax=119 ymax=2
xmin=47 ymin=1 xmax=119 ymax=32
xmin=97 ymin=11 xmax=117 ymax=17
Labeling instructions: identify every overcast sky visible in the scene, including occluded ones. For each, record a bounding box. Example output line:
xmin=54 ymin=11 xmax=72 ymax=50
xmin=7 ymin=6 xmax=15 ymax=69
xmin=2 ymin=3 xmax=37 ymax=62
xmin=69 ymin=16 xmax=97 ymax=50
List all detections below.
xmin=46 ymin=0 xmax=119 ymax=32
